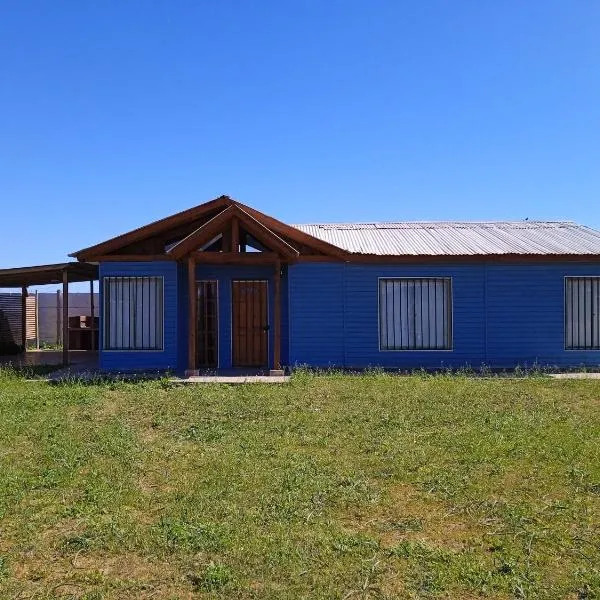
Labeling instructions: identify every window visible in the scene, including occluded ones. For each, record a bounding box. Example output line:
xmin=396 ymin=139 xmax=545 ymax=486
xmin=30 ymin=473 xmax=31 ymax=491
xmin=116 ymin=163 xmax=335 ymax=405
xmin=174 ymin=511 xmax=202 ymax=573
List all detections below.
xmin=379 ymin=278 xmax=452 ymax=350
xmin=196 ymin=280 xmax=219 ymax=368
xmin=103 ymin=277 xmax=164 ymax=350
xmin=565 ymin=277 xmax=600 ymax=350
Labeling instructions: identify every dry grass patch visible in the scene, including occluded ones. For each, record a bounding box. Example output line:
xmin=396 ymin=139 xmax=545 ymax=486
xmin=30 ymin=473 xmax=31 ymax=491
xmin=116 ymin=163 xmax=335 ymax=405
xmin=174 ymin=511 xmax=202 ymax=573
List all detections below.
xmin=10 ymin=551 xmax=190 ymax=599
xmin=345 ymin=483 xmax=484 ymax=551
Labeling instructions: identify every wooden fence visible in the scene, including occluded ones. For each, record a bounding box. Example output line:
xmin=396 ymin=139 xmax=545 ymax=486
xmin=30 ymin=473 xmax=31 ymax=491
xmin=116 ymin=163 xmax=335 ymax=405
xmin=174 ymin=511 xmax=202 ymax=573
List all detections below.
xmin=0 ymin=292 xmax=99 ymax=353
xmin=0 ymin=294 xmax=23 ymax=353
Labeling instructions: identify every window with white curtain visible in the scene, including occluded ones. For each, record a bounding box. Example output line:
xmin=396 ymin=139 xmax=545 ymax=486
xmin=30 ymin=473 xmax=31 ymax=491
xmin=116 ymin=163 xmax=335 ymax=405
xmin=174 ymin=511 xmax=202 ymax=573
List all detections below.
xmin=379 ymin=278 xmax=452 ymax=350
xmin=565 ymin=277 xmax=600 ymax=350
xmin=103 ymin=277 xmax=164 ymax=350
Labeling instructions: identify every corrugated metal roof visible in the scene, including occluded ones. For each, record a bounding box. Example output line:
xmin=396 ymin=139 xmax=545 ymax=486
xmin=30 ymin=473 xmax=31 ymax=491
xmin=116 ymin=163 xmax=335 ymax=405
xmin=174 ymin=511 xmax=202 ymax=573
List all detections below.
xmin=292 ymin=221 xmax=600 ymax=256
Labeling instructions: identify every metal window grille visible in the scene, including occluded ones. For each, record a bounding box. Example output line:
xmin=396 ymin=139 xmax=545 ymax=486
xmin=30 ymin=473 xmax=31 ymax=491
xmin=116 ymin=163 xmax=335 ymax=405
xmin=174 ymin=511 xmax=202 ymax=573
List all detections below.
xmin=103 ymin=277 xmax=164 ymax=350
xmin=565 ymin=277 xmax=600 ymax=350
xmin=379 ymin=278 xmax=452 ymax=350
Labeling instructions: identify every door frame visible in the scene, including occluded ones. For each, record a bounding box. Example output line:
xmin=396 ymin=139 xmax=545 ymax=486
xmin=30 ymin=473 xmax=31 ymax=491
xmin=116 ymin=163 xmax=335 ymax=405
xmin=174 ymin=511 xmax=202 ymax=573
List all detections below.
xmin=195 ymin=279 xmax=219 ymax=369
xmin=230 ymin=278 xmax=270 ymax=368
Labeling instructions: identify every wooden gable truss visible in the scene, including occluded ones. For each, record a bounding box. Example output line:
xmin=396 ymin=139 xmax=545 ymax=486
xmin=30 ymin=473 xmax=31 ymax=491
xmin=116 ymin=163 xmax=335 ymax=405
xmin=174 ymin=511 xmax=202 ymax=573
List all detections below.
xmin=70 ymin=196 xmax=348 ymax=375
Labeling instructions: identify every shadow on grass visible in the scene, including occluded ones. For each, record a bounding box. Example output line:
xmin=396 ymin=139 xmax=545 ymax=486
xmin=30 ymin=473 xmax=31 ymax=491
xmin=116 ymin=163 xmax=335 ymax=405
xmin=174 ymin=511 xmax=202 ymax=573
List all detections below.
xmin=3 ymin=362 xmax=598 ymax=387
xmin=50 ymin=371 xmax=176 ymax=388
xmin=0 ymin=364 xmax=64 ymax=379
xmin=290 ymin=363 xmax=600 ymax=378
xmin=0 ymin=364 xmax=173 ymax=386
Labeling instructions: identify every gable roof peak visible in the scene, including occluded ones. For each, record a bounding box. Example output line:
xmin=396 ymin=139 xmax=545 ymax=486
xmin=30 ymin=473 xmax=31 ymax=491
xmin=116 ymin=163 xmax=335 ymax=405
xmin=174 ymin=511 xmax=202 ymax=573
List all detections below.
xmin=70 ymin=194 xmax=347 ymax=260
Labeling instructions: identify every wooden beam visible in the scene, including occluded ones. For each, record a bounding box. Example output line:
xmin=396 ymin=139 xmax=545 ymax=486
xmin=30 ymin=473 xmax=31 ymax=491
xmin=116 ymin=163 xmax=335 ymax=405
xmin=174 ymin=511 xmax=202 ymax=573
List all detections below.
xmin=21 ymin=286 xmax=27 ymax=351
xmin=169 ymin=205 xmax=300 ymax=260
xmin=90 ymin=280 xmax=96 ymax=351
xmin=231 ymin=217 xmax=239 ymax=253
xmin=35 ymin=290 xmax=39 ymax=350
xmin=83 ymin=250 xmax=600 ymax=266
xmin=297 ymin=255 xmax=346 ymax=263
xmin=234 ymin=206 xmax=299 ymax=258
xmin=56 ymin=290 xmax=61 ymax=346
xmin=86 ymin=254 xmax=176 ymax=262
xmin=187 ymin=255 xmax=197 ymax=374
xmin=299 ymin=253 xmax=600 ymax=264
xmin=169 ymin=206 xmax=235 ymax=259
xmin=236 ymin=200 xmax=349 ymax=259
xmin=273 ymin=260 xmax=281 ymax=370
xmin=71 ymin=195 xmax=232 ymax=261
xmin=62 ymin=269 xmax=69 ymax=366
xmin=222 ymin=226 xmax=232 ymax=253
xmin=193 ymin=251 xmax=282 ymax=264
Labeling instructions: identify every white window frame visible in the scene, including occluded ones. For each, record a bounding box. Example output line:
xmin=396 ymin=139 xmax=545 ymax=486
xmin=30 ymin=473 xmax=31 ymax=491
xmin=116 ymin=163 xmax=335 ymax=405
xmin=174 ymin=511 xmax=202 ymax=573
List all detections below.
xmin=102 ymin=276 xmax=165 ymax=352
xmin=377 ymin=277 xmax=453 ymax=352
xmin=564 ymin=276 xmax=600 ymax=351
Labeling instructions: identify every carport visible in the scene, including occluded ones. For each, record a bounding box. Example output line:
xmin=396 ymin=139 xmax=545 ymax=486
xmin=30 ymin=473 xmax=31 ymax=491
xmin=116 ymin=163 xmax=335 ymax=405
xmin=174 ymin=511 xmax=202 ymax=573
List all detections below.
xmin=0 ymin=262 xmax=98 ymax=366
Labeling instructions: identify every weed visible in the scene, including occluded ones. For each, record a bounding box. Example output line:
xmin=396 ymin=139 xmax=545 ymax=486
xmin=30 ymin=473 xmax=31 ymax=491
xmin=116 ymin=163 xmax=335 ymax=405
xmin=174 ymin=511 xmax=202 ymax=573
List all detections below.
xmin=188 ymin=562 xmax=232 ymax=591
xmin=156 ymin=517 xmax=228 ymax=553
xmin=60 ymin=533 xmax=93 ymax=553
xmin=0 ymin=557 xmax=8 ymax=581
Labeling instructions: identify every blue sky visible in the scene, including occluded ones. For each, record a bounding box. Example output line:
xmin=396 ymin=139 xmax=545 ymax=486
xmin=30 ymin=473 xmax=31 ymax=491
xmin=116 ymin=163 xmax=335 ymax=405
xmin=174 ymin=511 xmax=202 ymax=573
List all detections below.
xmin=1 ymin=1 xmax=599 ymax=283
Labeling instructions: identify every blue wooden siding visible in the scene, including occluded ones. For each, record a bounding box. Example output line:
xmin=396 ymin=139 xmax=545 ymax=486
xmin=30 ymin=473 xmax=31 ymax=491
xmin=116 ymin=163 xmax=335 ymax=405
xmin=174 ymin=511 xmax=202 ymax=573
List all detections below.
xmin=176 ymin=263 xmax=189 ymax=371
xmin=289 ymin=261 xmax=600 ymax=369
xmin=99 ymin=262 xmax=179 ymax=371
xmin=99 ymin=259 xmax=600 ymax=372
xmin=485 ymin=263 xmax=600 ymax=367
xmin=288 ymin=263 xmax=345 ymax=366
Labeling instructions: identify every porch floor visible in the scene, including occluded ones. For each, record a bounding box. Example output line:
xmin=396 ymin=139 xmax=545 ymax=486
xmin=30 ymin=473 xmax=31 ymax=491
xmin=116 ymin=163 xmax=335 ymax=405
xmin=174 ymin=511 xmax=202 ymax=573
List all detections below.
xmin=174 ymin=374 xmax=290 ymax=384
xmin=0 ymin=350 xmax=98 ymax=369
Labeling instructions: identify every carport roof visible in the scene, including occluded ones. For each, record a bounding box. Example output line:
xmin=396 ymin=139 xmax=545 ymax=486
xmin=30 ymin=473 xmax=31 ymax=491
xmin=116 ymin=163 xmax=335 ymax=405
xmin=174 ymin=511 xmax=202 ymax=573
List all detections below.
xmin=0 ymin=262 xmax=98 ymax=287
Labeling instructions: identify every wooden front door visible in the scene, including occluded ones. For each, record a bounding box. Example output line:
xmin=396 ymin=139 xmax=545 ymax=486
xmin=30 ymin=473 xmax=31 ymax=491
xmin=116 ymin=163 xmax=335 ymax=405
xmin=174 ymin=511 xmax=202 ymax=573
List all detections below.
xmin=232 ymin=280 xmax=268 ymax=367
xmin=196 ymin=280 xmax=218 ymax=368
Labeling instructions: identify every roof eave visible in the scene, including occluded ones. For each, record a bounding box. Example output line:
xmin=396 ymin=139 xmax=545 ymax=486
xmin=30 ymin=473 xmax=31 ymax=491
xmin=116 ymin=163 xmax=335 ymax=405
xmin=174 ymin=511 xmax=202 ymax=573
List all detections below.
xmin=70 ymin=195 xmax=233 ymax=260
xmin=339 ymin=252 xmax=600 ymax=263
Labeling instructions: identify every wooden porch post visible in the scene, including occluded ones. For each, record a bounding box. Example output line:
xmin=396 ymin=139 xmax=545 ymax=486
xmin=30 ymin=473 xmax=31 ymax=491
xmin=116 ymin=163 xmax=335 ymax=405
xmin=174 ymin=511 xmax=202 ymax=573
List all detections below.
xmin=62 ymin=269 xmax=69 ymax=366
xmin=231 ymin=217 xmax=239 ymax=253
xmin=21 ymin=286 xmax=27 ymax=352
xmin=56 ymin=289 xmax=61 ymax=345
xmin=35 ymin=290 xmax=40 ymax=350
xmin=272 ymin=259 xmax=282 ymax=373
xmin=89 ymin=280 xmax=96 ymax=351
xmin=186 ymin=255 xmax=198 ymax=376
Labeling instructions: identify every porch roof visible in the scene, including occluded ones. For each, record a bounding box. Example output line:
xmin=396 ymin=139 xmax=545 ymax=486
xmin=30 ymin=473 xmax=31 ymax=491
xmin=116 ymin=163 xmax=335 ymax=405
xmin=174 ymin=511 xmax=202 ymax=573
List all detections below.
xmin=0 ymin=262 xmax=98 ymax=288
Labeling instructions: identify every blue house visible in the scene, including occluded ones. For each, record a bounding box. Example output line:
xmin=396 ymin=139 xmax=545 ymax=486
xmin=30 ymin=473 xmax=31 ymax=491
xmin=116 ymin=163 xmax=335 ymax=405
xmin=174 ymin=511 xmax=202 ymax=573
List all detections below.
xmin=70 ymin=196 xmax=600 ymax=373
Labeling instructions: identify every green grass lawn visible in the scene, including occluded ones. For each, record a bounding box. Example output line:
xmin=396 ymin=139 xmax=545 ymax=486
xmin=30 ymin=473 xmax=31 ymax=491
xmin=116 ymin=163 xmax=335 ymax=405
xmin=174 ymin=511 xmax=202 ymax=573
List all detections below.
xmin=0 ymin=370 xmax=598 ymax=599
